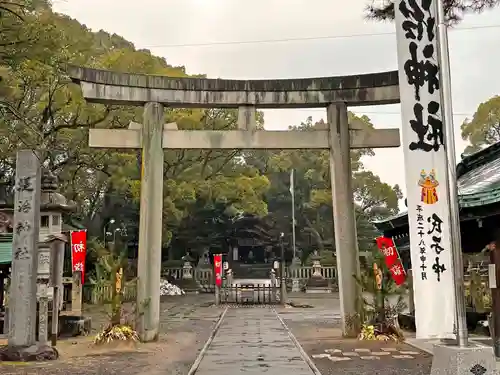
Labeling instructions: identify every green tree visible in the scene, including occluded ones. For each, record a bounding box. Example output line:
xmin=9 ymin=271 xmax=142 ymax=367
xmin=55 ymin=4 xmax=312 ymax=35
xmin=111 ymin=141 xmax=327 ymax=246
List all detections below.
xmin=365 ymin=0 xmax=499 ymax=23
xmin=0 ymin=8 xmax=143 ymax=239
xmin=461 ymin=95 xmax=500 ymax=154
xmin=0 ymin=2 xmax=271 ymax=266
xmin=0 ymin=1 xmax=399 ymax=273
xmin=0 ymin=0 xmax=54 ymax=64
xmin=245 ymin=115 xmax=402 ymax=263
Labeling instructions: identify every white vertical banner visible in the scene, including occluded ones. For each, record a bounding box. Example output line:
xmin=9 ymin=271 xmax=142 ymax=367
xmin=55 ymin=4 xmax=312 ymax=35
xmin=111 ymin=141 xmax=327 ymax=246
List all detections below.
xmin=395 ymin=0 xmax=455 ymax=339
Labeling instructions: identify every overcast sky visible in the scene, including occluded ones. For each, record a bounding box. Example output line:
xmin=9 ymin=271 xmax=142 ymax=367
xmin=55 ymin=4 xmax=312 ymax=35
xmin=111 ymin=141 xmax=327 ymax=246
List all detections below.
xmin=52 ymin=0 xmax=500 ymax=205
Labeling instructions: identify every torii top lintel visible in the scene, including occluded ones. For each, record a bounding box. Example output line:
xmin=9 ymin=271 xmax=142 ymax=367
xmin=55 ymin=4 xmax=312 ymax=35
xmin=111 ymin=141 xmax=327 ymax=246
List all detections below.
xmin=67 ymin=65 xmax=400 ymax=108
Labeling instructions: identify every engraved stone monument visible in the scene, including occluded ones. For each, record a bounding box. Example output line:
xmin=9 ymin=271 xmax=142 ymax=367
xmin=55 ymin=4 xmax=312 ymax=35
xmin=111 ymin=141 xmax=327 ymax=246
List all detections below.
xmin=8 ymin=150 xmax=42 ymax=347
xmin=0 ymin=150 xmax=58 ymax=361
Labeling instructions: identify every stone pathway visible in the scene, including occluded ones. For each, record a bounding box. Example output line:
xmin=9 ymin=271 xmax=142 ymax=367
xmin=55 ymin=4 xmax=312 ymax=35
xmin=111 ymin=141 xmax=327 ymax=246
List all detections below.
xmin=193 ymin=308 xmax=316 ymax=375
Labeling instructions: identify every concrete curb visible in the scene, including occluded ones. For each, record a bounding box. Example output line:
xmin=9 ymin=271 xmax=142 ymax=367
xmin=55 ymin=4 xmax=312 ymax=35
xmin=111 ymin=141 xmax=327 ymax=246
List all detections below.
xmin=187 ymin=307 xmax=228 ymax=375
xmin=405 ymin=337 xmax=492 ymax=356
xmin=275 ymin=309 xmax=323 ymax=375
xmin=405 ymin=338 xmax=434 ymax=355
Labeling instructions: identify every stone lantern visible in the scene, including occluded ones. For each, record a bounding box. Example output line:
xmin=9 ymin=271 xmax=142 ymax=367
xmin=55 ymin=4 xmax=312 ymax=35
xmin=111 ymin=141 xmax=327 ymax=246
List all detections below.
xmin=36 ymin=170 xmax=76 ymax=304
xmin=0 ymin=172 xmax=78 ymax=340
xmin=39 ymin=171 xmax=76 ymax=240
xmin=305 ymin=251 xmax=331 ymax=293
xmin=182 ymin=253 xmax=194 ymax=280
xmin=179 ymin=253 xmax=199 ymax=293
xmin=34 ymin=171 xmax=76 ymax=343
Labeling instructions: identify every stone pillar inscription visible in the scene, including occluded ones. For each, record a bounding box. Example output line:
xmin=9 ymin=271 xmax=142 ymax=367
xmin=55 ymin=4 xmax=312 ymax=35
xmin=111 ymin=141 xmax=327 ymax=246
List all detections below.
xmin=8 ymin=150 xmax=41 ymax=347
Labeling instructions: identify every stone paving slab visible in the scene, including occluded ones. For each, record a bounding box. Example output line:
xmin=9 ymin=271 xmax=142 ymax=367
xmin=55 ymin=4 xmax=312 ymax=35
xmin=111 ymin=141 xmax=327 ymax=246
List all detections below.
xmin=294 ymin=338 xmax=432 ymax=375
xmin=283 ymin=314 xmax=432 ymax=375
xmin=194 ymin=308 xmax=315 ymax=375
xmin=311 ymin=343 xmax=423 ymax=361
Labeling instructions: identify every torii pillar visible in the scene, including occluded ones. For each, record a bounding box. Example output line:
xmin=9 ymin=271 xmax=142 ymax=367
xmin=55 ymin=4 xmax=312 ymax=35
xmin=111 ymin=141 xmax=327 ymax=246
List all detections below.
xmin=327 ymin=104 xmax=362 ymax=335
xmin=135 ymin=102 xmax=163 ymax=342
xmin=126 ymin=108 xmax=179 ymax=342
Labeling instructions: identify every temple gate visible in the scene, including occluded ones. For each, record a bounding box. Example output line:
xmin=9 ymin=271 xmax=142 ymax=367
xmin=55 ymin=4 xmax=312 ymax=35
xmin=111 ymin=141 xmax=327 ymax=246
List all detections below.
xmin=68 ymin=66 xmax=401 ymax=339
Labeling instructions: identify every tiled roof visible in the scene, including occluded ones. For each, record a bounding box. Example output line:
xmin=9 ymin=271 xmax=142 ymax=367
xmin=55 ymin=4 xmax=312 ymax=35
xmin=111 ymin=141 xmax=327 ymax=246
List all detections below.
xmin=457 ymin=150 xmax=500 ymax=207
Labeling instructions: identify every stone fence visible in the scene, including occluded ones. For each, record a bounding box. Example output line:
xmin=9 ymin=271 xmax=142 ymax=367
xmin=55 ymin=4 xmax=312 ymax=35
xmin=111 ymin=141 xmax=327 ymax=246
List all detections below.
xmin=84 ymin=283 xmax=137 ymax=305
xmin=287 ymin=265 xmax=336 ymax=280
xmin=85 ymin=265 xmax=338 ymax=304
xmin=84 ymin=256 xmax=487 ymax=305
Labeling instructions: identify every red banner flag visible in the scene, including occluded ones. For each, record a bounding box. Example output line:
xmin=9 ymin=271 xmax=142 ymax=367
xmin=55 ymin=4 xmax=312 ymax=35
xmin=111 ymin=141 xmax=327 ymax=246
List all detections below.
xmin=376 ymin=236 xmax=399 ymax=268
xmin=388 ymin=259 xmax=406 ymax=286
xmin=71 ymin=230 xmax=87 ymax=284
xmin=213 ymin=254 xmax=222 ymax=287
xmin=375 ymin=236 xmax=406 ymax=286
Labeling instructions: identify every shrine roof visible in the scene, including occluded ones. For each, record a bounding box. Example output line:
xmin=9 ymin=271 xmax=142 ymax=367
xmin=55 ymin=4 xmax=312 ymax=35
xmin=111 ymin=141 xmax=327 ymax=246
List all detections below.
xmin=457 ymin=143 xmax=500 ymax=206
xmin=373 ymin=142 xmax=500 ymax=231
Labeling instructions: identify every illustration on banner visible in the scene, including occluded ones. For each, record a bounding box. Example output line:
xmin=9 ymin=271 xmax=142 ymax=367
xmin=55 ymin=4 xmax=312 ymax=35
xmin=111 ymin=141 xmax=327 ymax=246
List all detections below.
xmin=418 ymin=169 xmax=439 ymax=205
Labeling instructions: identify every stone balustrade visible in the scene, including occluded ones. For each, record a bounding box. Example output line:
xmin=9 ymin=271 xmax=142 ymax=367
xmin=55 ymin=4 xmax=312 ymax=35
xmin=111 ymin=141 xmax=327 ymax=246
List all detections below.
xmin=40 ymin=257 xmax=493 ymax=305
xmin=81 ymin=259 xmax=491 ymax=305
xmin=286 ymin=265 xmax=337 ymax=281
xmin=84 ymin=265 xmax=339 ymax=304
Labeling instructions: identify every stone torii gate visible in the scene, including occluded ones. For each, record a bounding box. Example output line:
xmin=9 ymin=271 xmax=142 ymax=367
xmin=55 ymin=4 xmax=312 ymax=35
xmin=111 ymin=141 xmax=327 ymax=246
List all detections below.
xmin=68 ymin=66 xmax=401 ymax=340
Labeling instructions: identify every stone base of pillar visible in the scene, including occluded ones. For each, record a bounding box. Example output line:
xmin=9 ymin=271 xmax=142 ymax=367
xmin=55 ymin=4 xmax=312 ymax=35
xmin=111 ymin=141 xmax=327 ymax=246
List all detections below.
xmin=305 ymin=273 xmax=331 ymax=294
xmin=57 ymin=315 xmax=92 ymax=337
xmin=0 ymin=344 xmax=59 ymax=361
xmin=430 ymin=344 xmax=496 ymax=375
xmin=305 ymin=288 xmax=332 ymax=294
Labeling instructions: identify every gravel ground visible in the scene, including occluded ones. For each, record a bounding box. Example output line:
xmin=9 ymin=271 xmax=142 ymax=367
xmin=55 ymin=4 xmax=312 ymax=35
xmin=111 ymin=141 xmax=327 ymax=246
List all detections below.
xmin=0 ymin=295 xmax=222 ymax=375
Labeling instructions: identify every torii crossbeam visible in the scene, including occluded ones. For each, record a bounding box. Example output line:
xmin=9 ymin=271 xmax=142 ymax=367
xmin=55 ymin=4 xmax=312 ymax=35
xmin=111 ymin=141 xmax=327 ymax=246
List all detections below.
xmin=89 ymin=122 xmax=399 ymax=150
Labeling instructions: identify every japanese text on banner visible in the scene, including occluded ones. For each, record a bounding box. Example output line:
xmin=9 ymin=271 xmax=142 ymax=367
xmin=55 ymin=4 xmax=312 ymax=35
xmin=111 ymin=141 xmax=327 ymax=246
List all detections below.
xmin=71 ymin=230 xmax=87 ymax=284
xmin=395 ymin=0 xmax=455 ymax=339
xmin=213 ymin=254 xmax=223 ymax=287
xmin=375 ymin=236 xmax=406 ymax=286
